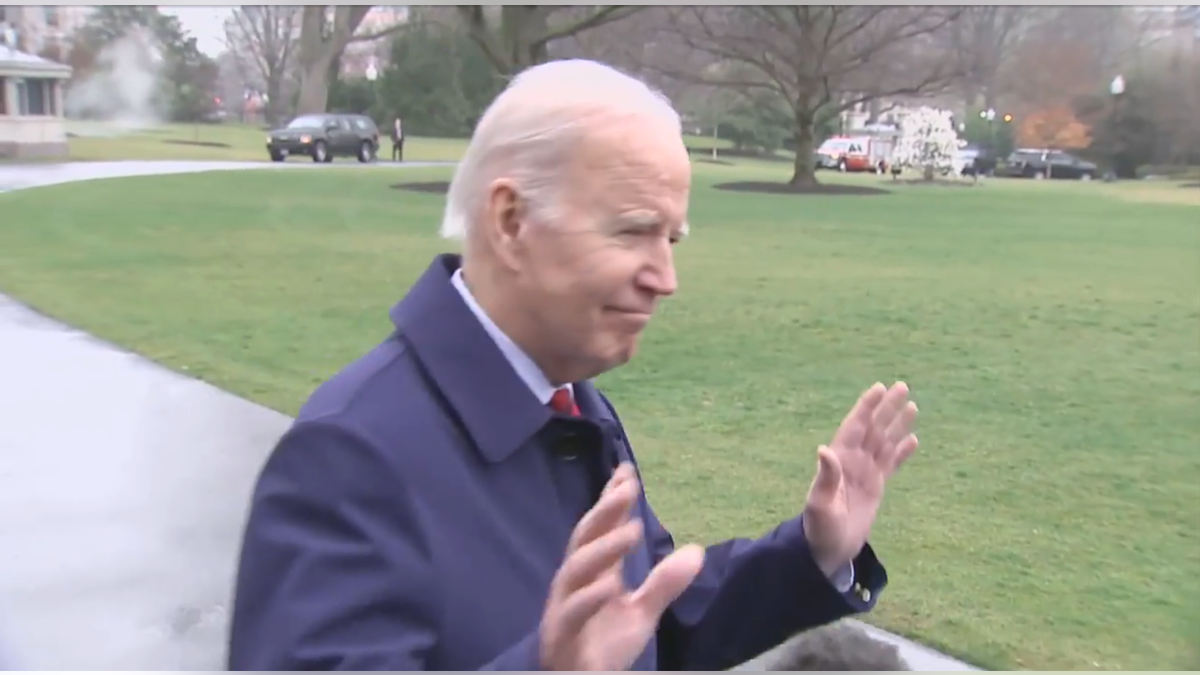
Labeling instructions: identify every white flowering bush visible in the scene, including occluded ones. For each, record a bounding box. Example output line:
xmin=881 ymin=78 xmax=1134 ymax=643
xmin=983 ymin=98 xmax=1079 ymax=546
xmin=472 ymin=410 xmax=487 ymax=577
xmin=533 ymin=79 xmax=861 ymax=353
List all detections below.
xmin=890 ymin=106 xmax=962 ymax=179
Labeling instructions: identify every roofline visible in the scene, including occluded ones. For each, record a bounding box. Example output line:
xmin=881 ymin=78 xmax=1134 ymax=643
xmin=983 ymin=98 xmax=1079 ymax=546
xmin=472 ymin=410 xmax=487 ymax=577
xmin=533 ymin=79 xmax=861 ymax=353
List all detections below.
xmin=0 ymin=63 xmax=73 ymax=78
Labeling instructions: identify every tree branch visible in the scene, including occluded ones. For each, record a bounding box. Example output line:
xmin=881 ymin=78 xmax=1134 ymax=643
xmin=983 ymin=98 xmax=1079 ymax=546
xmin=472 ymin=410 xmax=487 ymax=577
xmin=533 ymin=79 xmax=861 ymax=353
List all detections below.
xmin=535 ymin=6 xmax=645 ymax=46
xmin=454 ymin=5 xmax=510 ymax=74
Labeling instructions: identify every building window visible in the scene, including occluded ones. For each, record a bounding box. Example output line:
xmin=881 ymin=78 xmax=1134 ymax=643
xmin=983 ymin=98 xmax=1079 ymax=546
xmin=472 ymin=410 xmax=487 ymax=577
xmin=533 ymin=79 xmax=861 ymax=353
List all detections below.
xmin=30 ymin=79 xmax=54 ymax=115
xmin=43 ymin=6 xmax=59 ymax=27
xmin=14 ymin=79 xmax=28 ymax=115
xmin=10 ymin=78 xmax=56 ymax=116
xmin=0 ymin=76 xmax=7 ymax=115
xmin=31 ymin=79 xmax=46 ymax=115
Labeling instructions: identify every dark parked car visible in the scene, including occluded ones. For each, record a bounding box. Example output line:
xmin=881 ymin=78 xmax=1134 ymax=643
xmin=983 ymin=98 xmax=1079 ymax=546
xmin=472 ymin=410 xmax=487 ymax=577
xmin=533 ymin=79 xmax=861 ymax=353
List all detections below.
xmin=1002 ymin=149 xmax=1098 ymax=180
xmin=266 ymin=113 xmax=380 ymax=163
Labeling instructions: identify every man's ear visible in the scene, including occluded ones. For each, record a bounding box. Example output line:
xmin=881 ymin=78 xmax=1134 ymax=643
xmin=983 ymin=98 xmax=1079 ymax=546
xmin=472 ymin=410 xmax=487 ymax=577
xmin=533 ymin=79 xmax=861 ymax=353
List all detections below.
xmin=483 ymin=178 xmax=525 ymax=270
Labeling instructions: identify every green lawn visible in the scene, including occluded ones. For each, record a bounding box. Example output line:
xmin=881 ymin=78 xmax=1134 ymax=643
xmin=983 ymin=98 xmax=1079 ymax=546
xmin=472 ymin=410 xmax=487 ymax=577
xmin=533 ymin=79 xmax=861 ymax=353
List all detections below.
xmin=1 ymin=162 xmax=1198 ymax=671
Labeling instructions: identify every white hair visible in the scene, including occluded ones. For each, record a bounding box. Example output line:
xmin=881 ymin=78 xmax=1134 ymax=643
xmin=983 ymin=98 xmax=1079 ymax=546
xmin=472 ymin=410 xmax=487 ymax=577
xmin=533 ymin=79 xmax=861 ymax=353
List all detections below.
xmin=439 ymin=59 xmax=683 ymax=241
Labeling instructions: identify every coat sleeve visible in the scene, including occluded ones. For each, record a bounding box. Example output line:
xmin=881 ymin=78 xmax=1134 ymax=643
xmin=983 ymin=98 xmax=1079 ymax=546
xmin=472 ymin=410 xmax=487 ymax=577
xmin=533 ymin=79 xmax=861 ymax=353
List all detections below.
xmin=227 ymin=420 xmax=542 ymax=671
xmin=596 ymin=395 xmax=888 ymax=671
xmin=648 ymin=507 xmax=887 ymax=671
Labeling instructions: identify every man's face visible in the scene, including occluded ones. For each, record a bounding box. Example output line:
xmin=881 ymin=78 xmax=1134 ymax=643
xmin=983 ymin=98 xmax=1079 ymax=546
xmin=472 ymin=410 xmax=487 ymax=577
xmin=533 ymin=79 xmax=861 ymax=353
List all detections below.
xmin=499 ymin=117 xmax=691 ymax=382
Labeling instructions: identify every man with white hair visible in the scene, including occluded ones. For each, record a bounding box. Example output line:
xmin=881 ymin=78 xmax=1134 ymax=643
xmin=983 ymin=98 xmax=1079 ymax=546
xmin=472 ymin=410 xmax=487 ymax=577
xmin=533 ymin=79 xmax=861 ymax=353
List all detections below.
xmin=228 ymin=59 xmax=918 ymax=671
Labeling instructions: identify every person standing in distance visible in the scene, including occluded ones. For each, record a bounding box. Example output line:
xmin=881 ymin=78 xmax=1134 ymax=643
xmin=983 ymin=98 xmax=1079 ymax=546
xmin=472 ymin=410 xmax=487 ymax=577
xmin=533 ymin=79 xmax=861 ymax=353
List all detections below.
xmin=227 ymin=59 xmax=919 ymax=671
xmin=391 ymin=115 xmax=404 ymax=162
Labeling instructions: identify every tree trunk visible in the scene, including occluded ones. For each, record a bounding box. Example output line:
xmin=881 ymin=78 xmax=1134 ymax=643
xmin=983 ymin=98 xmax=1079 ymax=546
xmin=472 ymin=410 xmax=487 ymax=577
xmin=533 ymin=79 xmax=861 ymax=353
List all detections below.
xmin=294 ymin=5 xmax=369 ymax=116
xmin=296 ymin=66 xmax=334 ymax=115
xmin=923 ymin=164 xmax=936 ymax=181
xmin=789 ymin=113 xmax=818 ymax=187
xmin=265 ymin=77 xmax=283 ymax=126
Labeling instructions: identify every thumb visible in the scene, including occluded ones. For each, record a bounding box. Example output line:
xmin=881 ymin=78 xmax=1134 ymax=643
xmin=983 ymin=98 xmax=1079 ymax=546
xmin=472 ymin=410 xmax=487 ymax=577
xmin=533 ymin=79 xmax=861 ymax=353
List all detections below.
xmin=630 ymin=544 xmax=704 ymax=619
xmin=810 ymin=446 xmax=843 ymax=504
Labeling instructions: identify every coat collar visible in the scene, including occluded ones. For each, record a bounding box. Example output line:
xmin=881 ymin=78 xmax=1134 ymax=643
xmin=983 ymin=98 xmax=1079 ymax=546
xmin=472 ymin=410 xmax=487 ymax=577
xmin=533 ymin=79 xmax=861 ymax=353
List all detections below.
xmin=391 ymin=254 xmax=612 ymax=463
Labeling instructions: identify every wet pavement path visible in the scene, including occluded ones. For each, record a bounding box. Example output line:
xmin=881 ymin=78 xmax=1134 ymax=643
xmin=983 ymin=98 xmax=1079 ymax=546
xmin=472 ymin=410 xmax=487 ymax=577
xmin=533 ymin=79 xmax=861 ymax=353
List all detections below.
xmin=0 ymin=162 xmax=977 ymax=670
xmin=0 ymin=293 xmax=291 ymax=669
xmin=0 ymin=159 xmax=453 ymax=193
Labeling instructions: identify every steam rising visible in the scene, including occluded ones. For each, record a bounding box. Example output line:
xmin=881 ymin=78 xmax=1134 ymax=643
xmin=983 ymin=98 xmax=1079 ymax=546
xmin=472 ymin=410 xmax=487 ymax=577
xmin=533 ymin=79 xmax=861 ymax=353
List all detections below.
xmin=65 ymin=27 xmax=164 ymax=135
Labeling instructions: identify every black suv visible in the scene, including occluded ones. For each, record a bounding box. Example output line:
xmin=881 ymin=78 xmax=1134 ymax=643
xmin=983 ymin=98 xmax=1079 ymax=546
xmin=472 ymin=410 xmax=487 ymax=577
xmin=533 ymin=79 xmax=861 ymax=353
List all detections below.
xmin=266 ymin=113 xmax=380 ymax=163
xmin=1002 ymin=149 xmax=1098 ymax=180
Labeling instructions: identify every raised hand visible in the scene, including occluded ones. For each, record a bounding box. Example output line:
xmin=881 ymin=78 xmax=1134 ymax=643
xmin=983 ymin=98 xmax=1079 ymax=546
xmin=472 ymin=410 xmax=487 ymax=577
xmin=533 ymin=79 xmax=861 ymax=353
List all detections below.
xmin=802 ymin=382 xmax=919 ymax=575
xmin=539 ymin=463 xmax=705 ymax=671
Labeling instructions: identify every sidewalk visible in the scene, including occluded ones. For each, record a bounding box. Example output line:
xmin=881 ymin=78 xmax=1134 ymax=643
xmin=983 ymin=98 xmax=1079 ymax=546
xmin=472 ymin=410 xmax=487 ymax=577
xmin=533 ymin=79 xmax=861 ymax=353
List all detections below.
xmin=0 ymin=294 xmax=291 ymax=668
xmin=0 ymin=159 xmax=453 ymax=193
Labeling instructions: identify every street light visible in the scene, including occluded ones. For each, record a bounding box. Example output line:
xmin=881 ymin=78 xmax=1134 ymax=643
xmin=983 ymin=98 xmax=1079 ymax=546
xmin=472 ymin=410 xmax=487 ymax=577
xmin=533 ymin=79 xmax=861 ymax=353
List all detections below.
xmin=1110 ymin=74 xmax=1125 ymax=97
xmin=1109 ymin=75 xmax=1125 ymax=180
xmin=365 ymin=59 xmax=380 ymax=139
xmin=979 ymin=108 xmax=997 ymax=157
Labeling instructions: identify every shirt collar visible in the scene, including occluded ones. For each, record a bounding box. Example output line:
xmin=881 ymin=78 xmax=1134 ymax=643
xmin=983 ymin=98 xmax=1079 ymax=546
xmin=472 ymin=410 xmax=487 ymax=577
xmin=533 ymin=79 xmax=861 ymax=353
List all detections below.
xmin=449 ymin=268 xmax=568 ymax=406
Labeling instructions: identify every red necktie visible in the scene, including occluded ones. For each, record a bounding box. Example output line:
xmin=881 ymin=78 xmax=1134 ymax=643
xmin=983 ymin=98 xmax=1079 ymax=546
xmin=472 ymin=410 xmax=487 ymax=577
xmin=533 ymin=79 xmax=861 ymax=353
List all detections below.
xmin=548 ymin=387 xmax=580 ymax=417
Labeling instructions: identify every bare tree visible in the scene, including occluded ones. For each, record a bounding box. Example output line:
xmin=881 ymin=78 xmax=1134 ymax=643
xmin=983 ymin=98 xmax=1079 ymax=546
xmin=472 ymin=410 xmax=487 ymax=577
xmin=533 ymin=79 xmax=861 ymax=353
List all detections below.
xmin=453 ymin=6 xmax=646 ymax=77
xmin=223 ymin=5 xmax=301 ymax=124
xmin=651 ymin=6 xmax=966 ymax=186
xmin=294 ymin=5 xmax=408 ymax=115
xmin=949 ymin=6 xmax=1041 ymax=112
xmin=549 ymin=7 xmax=693 ymax=98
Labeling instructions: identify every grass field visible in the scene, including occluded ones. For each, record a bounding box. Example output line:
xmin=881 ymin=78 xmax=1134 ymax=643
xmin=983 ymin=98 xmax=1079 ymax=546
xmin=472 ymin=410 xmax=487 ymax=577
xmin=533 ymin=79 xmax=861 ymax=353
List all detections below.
xmin=1 ymin=158 xmax=1198 ymax=670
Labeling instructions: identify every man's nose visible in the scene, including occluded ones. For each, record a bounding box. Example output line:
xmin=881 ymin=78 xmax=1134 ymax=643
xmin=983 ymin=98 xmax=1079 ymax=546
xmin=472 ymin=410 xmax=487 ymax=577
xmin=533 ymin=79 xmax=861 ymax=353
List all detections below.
xmin=638 ymin=239 xmax=677 ymax=298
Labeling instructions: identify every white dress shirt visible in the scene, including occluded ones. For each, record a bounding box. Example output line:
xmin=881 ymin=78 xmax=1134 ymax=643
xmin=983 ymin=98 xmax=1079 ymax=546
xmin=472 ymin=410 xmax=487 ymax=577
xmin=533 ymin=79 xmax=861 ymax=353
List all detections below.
xmin=449 ymin=268 xmax=854 ymax=593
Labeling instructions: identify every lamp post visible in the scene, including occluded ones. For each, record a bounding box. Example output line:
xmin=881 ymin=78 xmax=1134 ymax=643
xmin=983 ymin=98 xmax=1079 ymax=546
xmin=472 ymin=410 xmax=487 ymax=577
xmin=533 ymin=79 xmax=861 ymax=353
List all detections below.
xmin=1109 ymin=75 xmax=1125 ymax=180
xmin=365 ymin=59 xmax=379 ymax=120
xmin=979 ymin=107 xmax=997 ymax=158
xmin=364 ymin=61 xmax=380 ymax=162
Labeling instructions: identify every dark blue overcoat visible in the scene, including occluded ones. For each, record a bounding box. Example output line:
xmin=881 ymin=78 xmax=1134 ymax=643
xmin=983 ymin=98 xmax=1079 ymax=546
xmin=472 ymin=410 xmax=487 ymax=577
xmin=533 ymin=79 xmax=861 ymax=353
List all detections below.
xmin=228 ymin=254 xmax=886 ymax=670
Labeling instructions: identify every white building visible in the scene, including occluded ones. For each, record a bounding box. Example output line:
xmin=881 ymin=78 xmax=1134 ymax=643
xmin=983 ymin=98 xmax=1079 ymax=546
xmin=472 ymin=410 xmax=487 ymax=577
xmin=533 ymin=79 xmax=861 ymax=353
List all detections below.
xmin=0 ymin=41 xmax=72 ymax=158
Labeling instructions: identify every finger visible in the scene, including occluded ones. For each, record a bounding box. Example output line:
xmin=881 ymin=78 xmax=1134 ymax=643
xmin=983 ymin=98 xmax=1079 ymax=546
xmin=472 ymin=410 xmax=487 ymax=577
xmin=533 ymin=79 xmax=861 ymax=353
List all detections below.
xmin=602 ymin=462 xmax=636 ymax=497
xmin=565 ymin=477 xmax=639 ymax=556
xmin=870 ymin=382 xmax=911 ymax=433
xmin=883 ymin=401 xmax=918 ymax=448
xmin=552 ymin=569 xmax=627 ymax=638
xmin=886 ymin=433 xmax=919 ymax=474
xmin=629 ymin=544 xmax=705 ymax=619
xmin=556 ymin=518 xmax=643 ymax=596
xmin=807 ymin=445 xmax=843 ymax=506
xmin=832 ymin=383 xmax=885 ymax=448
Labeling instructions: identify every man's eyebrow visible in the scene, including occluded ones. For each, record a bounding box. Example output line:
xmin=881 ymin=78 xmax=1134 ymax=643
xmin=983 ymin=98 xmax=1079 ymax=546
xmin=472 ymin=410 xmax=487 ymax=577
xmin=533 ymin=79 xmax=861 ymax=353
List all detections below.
xmin=617 ymin=211 xmax=689 ymax=239
xmin=618 ymin=210 xmax=662 ymax=228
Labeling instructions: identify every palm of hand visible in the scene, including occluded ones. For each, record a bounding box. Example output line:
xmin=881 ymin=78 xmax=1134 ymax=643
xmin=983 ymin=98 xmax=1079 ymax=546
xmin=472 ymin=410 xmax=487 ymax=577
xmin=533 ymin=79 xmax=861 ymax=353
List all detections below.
xmin=803 ymin=382 xmax=919 ymax=571
xmin=573 ymin=592 xmax=659 ymax=670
